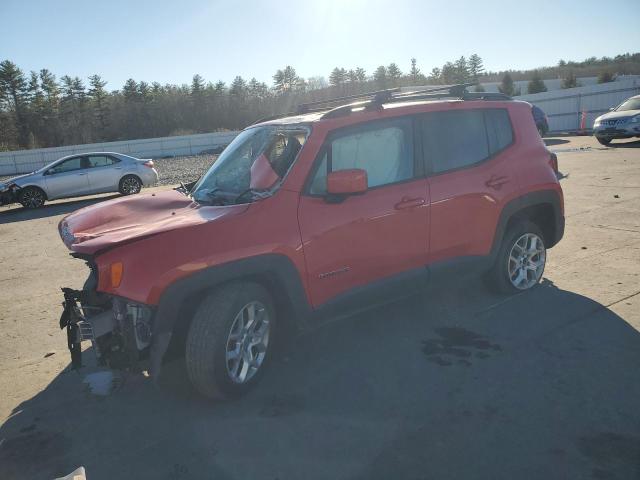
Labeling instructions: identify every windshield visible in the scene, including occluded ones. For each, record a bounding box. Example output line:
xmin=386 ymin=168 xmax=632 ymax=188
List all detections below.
xmin=616 ymin=97 xmax=640 ymax=112
xmin=191 ymin=125 xmax=308 ymax=204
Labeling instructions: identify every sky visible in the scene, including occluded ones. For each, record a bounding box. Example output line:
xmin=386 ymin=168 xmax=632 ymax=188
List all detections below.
xmin=1 ymin=0 xmax=639 ymax=91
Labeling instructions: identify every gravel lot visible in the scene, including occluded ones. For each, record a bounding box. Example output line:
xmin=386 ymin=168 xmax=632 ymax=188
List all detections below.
xmin=0 ymin=136 xmax=639 ymax=480
xmin=153 ymin=154 xmax=218 ymax=186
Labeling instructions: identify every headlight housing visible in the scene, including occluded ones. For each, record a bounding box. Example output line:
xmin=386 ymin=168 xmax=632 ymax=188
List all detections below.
xmin=630 ymin=115 xmax=639 ymax=124
xmin=593 ymin=118 xmax=602 ymax=127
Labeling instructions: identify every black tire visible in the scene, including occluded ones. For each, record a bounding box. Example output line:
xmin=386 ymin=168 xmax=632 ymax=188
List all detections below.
xmin=595 ymin=135 xmax=612 ymax=146
xmin=118 ymin=175 xmax=142 ymax=195
xmin=486 ymin=220 xmax=546 ymax=294
xmin=18 ymin=186 xmax=46 ymax=209
xmin=185 ymin=282 xmax=276 ymax=400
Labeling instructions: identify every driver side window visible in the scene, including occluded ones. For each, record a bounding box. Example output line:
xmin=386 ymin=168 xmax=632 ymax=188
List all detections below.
xmin=308 ymin=119 xmax=414 ymax=195
xmin=48 ymin=157 xmax=84 ymax=175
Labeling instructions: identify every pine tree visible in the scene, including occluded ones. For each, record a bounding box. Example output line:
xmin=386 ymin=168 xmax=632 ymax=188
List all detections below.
xmin=88 ymin=74 xmax=109 ymax=140
xmin=597 ymin=71 xmax=614 ymax=83
xmin=409 ymin=58 xmax=421 ymax=85
xmin=453 ymin=56 xmax=469 ymax=83
xmin=428 ymin=67 xmax=441 ymax=84
xmin=0 ymin=60 xmax=29 ymax=147
xmin=527 ymin=70 xmax=547 ymax=94
xmin=374 ymin=66 xmax=387 ymax=88
xmin=387 ymin=63 xmax=402 ymax=85
xmin=468 ymin=54 xmax=484 ymax=82
xmin=498 ymin=73 xmax=515 ymax=96
xmin=562 ymin=71 xmax=579 ymax=89
xmin=329 ymin=67 xmax=346 ymax=87
xmin=441 ymin=62 xmax=455 ymax=84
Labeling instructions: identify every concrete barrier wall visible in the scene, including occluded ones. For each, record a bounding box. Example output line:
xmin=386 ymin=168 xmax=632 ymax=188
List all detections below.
xmin=518 ymin=77 xmax=640 ymax=133
xmin=0 ymin=131 xmax=240 ymax=176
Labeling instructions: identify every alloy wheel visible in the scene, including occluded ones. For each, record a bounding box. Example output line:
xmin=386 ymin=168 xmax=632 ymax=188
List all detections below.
xmin=21 ymin=189 xmax=44 ymax=208
xmin=225 ymin=301 xmax=271 ymax=384
xmin=507 ymin=233 xmax=546 ymax=290
xmin=122 ymin=177 xmax=141 ymax=194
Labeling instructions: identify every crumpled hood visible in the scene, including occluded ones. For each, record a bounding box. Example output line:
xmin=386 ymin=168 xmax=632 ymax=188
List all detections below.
xmin=59 ymin=190 xmax=247 ymax=255
xmin=1 ymin=172 xmax=35 ymax=187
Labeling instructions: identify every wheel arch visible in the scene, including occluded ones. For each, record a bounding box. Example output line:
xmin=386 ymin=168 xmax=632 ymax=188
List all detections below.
xmin=491 ymin=190 xmax=565 ymax=260
xmin=18 ymin=183 xmax=49 ymax=200
xmin=150 ymin=254 xmax=311 ymax=376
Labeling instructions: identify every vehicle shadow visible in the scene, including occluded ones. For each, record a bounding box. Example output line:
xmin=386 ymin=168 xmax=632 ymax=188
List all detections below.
xmin=607 ymin=139 xmax=640 ymax=148
xmin=543 ymin=138 xmax=570 ymax=146
xmin=0 ymin=194 xmax=120 ymax=224
xmin=1 ymin=280 xmax=639 ymax=480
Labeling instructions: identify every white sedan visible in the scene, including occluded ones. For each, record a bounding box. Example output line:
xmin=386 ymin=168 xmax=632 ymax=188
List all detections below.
xmin=0 ymin=152 xmax=159 ymax=208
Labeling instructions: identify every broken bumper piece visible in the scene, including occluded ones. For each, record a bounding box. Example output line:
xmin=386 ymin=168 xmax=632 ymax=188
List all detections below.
xmin=59 ymin=287 xmax=154 ymax=371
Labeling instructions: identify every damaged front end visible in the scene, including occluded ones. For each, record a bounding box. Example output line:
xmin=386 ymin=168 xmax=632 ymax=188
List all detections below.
xmin=0 ymin=182 xmax=20 ymax=206
xmin=59 ymin=255 xmax=154 ymax=371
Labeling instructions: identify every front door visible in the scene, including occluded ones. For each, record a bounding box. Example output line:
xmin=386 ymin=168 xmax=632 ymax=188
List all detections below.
xmin=44 ymin=156 xmax=91 ymax=199
xmin=298 ymin=118 xmax=430 ymax=308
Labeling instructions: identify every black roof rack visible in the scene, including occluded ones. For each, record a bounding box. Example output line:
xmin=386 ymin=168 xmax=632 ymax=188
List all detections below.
xmin=249 ymin=83 xmax=511 ymax=125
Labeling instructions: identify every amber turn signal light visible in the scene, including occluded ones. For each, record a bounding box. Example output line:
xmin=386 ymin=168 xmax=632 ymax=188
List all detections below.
xmin=110 ymin=262 xmax=123 ymax=288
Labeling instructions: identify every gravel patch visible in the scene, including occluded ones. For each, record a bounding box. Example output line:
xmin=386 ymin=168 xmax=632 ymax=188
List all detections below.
xmin=0 ymin=154 xmax=219 ymax=187
xmin=153 ymin=154 xmax=218 ymax=186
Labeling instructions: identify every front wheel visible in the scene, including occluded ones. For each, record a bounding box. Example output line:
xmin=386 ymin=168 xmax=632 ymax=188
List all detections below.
xmin=595 ymin=135 xmax=612 ymax=146
xmin=18 ymin=186 xmax=46 ymax=209
xmin=185 ymin=283 xmax=276 ymax=400
xmin=487 ymin=221 xmax=546 ymax=294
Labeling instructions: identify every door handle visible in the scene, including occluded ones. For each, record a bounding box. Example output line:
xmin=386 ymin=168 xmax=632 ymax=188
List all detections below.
xmin=114 ymin=167 xmax=123 ymax=170
xmin=394 ymin=197 xmax=425 ymax=210
xmin=485 ymin=175 xmax=509 ymax=190
xmin=77 ymin=172 xmax=87 ymax=176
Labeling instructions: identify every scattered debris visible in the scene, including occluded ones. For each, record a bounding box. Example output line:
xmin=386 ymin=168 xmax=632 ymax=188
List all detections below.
xmin=581 ymin=246 xmax=587 ymax=250
xmin=54 ymin=466 xmax=87 ymax=480
xmin=614 ymin=194 xmax=620 ymax=198
xmin=83 ymin=371 xmax=118 ymax=396
xmin=44 ymin=351 xmax=55 ymax=358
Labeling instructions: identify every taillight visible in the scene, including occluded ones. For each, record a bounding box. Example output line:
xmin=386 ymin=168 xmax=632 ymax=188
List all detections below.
xmin=549 ymin=151 xmax=558 ymax=174
xmin=143 ymin=160 xmax=154 ymax=168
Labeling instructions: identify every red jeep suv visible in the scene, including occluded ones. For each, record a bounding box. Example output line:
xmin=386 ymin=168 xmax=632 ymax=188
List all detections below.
xmin=58 ymin=85 xmax=564 ymax=399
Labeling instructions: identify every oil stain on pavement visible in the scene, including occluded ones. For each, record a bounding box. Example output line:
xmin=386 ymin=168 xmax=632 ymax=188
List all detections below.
xmin=421 ymin=327 xmax=502 ymax=366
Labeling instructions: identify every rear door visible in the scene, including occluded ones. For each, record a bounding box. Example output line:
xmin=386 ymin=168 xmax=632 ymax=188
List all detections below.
xmin=43 ymin=156 xmax=91 ymax=199
xmin=298 ymin=117 xmax=430 ymax=308
xmin=86 ymin=154 xmax=122 ymax=193
xmin=419 ymin=107 xmax=518 ymax=265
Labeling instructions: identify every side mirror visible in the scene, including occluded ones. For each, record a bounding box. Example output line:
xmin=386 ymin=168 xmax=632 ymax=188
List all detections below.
xmin=609 ymin=107 xmax=615 ymax=111
xmin=327 ymin=169 xmax=368 ymax=197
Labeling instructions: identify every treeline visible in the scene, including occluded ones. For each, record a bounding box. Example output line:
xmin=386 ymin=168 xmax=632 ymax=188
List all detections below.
xmin=1 ymin=52 xmax=638 ymax=151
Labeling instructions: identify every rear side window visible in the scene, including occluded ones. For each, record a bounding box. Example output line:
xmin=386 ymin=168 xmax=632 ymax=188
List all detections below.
xmin=420 ymin=108 xmax=513 ymax=174
xmin=309 ymin=119 xmax=413 ymax=195
xmin=87 ymin=155 xmax=119 ymax=168
xmin=485 ymin=109 xmax=513 ymax=154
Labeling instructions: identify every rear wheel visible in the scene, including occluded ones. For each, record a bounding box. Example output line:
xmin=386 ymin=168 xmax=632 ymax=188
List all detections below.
xmin=595 ymin=135 xmax=612 ymax=146
xmin=119 ymin=175 xmax=142 ymax=195
xmin=185 ymin=283 xmax=276 ymax=400
xmin=487 ymin=221 xmax=546 ymax=294
xmin=18 ymin=186 xmax=46 ymax=209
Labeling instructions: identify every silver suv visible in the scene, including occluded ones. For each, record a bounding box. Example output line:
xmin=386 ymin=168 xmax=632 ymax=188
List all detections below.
xmin=593 ymin=95 xmax=640 ymax=146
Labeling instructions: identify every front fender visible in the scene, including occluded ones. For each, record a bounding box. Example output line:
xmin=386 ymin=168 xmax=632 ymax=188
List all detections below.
xmin=149 ymin=253 xmax=312 ymax=377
